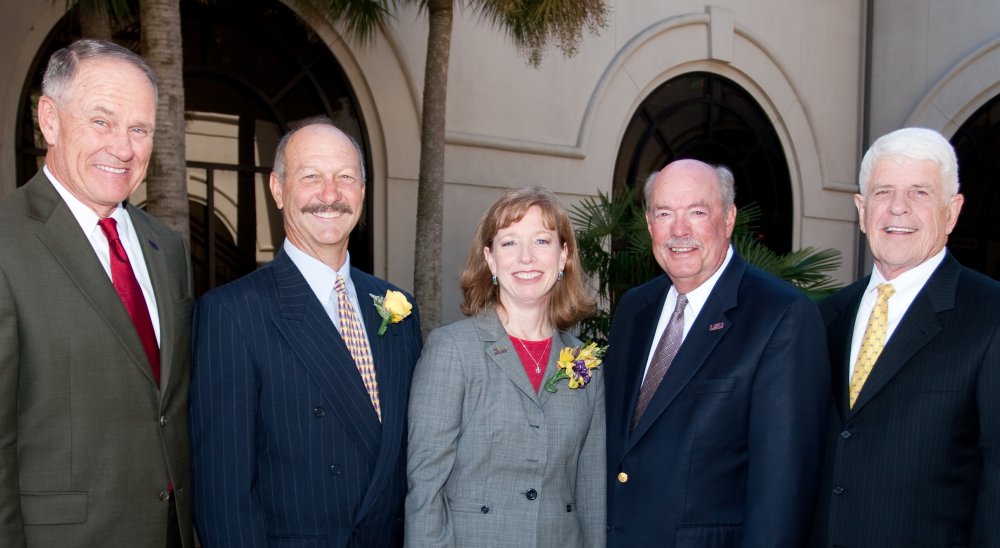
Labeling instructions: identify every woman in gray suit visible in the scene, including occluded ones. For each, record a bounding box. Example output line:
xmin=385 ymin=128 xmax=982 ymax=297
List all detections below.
xmin=406 ymin=187 xmax=606 ymax=548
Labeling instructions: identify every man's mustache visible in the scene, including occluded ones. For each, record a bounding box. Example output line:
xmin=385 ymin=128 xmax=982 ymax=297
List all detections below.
xmin=301 ymin=202 xmax=354 ymax=215
xmin=664 ymin=237 xmax=702 ymax=248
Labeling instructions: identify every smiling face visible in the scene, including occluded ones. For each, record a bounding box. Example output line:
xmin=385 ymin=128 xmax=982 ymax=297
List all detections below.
xmin=484 ymin=205 xmax=568 ymax=312
xmin=37 ymin=58 xmax=156 ymax=218
xmin=269 ymin=124 xmax=365 ymax=269
xmin=647 ymin=160 xmax=735 ymax=294
xmin=856 ymin=157 xmax=963 ymax=280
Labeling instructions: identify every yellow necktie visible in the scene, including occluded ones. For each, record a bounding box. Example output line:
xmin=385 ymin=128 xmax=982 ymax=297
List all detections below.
xmin=849 ymin=283 xmax=895 ymax=407
xmin=335 ymin=275 xmax=381 ymax=421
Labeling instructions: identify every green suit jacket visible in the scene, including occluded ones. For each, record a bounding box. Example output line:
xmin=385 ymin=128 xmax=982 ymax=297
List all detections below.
xmin=0 ymin=171 xmax=195 ymax=548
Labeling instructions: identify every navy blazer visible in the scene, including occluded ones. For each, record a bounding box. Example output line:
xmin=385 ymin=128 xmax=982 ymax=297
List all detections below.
xmin=810 ymin=252 xmax=1000 ymax=547
xmin=190 ymin=250 xmax=422 ymax=547
xmin=606 ymin=252 xmax=830 ymax=548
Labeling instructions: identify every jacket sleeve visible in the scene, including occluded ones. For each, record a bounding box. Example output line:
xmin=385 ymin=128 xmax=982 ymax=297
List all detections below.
xmin=405 ymin=328 xmax=465 ymax=548
xmin=189 ymin=292 xmax=268 ymax=548
xmin=0 ymin=266 xmax=27 ymax=548
xmin=742 ymin=297 xmax=830 ymax=548
xmin=973 ymin=322 xmax=1000 ymax=545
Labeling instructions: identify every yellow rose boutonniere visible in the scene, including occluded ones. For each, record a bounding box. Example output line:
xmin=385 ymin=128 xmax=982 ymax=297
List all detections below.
xmin=543 ymin=342 xmax=608 ymax=393
xmin=370 ymin=290 xmax=413 ymax=335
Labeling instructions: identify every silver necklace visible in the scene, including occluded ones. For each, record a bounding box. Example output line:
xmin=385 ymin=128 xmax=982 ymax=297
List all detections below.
xmin=514 ymin=336 xmax=552 ymax=374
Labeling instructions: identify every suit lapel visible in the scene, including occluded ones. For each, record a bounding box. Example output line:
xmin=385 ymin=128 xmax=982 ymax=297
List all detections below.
xmin=351 ymin=270 xmax=410 ymax=520
xmin=128 ymin=204 xmax=174 ymax=394
xmin=850 ymin=256 xmax=958 ymax=413
xmin=477 ymin=312 xmax=543 ymax=405
xmin=617 ymin=279 xmax=670 ymax=436
xmin=269 ymin=254 xmax=381 ymax=463
xmin=628 ymin=258 xmax=743 ymax=447
xmin=27 ymin=175 xmax=157 ymax=386
xmin=826 ymin=283 xmax=865 ymax=420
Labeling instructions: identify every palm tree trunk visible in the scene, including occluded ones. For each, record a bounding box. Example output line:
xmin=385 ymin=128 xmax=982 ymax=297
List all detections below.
xmin=139 ymin=0 xmax=189 ymax=241
xmin=414 ymin=0 xmax=452 ymax=336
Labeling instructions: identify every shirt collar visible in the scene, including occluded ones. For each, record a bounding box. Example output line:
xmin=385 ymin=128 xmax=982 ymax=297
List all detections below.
xmin=865 ymin=247 xmax=946 ymax=298
xmin=283 ymin=239 xmax=353 ymax=303
xmin=44 ymin=164 xmax=126 ymax=233
xmin=675 ymin=244 xmax=734 ymax=317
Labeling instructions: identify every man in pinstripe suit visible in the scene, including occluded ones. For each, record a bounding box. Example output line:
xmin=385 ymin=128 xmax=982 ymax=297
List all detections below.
xmin=190 ymin=118 xmax=422 ymax=547
xmin=809 ymin=128 xmax=999 ymax=547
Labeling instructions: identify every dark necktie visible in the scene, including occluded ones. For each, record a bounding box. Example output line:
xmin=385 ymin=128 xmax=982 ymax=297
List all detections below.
xmin=98 ymin=218 xmax=160 ymax=384
xmin=632 ymin=294 xmax=687 ymax=431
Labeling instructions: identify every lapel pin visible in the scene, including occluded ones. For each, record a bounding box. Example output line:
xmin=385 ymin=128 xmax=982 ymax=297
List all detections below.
xmin=492 ymin=345 xmax=508 ymax=355
xmin=148 ymin=239 xmax=159 ymax=251
xmin=709 ymin=322 xmax=725 ymax=331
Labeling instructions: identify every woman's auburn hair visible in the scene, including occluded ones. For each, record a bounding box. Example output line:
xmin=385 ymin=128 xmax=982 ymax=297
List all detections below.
xmin=459 ymin=186 xmax=596 ymax=331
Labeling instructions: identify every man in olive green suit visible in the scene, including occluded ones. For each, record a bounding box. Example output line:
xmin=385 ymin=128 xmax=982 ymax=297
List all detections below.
xmin=0 ymin=40 xmax=194 ymax=547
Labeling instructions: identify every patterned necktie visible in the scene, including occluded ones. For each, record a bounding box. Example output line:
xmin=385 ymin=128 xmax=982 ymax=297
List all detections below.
xmin=632 ymin=294 xmax=688 ymax=431
xmin=335 ymin=275 xmax=381 ymax=421
xmin=97 ymin=218 xmax=160 ymax=384
xmin=849 ymin=283 xmax=895 ymax=408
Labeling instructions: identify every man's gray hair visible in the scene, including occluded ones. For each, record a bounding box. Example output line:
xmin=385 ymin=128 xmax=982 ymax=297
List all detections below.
xmin=643 ymin=161 xmax=736 ymax=211
xmin=42 ymin=39 xmax=158 ymax=105
xmin=858 ymin=127 xmax=959 ymax=199
xmin=272 ymin=116 xmax=367 ymax=184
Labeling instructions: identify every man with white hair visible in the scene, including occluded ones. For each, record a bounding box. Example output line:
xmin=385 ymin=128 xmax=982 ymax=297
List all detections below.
xmin=810 ymin=127 xmax=1000 ymax=547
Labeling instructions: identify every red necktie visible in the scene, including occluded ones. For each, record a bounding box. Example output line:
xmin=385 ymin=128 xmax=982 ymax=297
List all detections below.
xmin=98 ymin=218 xmax=160 ymax=384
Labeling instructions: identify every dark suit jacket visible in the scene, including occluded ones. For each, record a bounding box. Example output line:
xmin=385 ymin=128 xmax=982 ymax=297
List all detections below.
xmin=605 ymin=252 xmax=830 ymax=548
xmin=0 ymin=171 xmax=195 ymax=548
xmin=810 ymin=253 xmax=1000 ymax=548
xmin=190 ymin=249 xmax=423 ymax=547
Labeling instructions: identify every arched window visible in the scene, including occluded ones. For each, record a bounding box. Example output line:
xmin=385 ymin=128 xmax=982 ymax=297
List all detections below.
xmin=951 ymin=95 xmax=1000 ymax=280
xmin=614 ymin=72 xmax=793 ymax=253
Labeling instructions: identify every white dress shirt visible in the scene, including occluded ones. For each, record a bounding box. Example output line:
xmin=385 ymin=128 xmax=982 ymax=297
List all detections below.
xmin=283 ymin=240 xmax=370 ymax=339
xmin=848 ymin=248 xmax=946 ymax=377
xmin=44 ymin=165 xmax=161 ymax=344
xmin=641 ymin=245 xmax=735 ymax=382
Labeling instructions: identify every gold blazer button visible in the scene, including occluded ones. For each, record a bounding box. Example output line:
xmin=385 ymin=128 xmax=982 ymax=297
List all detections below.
xmin=617 ymin=472 xmax=628 ymax=483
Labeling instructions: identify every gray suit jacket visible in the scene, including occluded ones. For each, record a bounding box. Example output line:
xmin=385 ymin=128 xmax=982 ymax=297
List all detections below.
xmin=406 ymin=309 xmax=606 ymax=548
xmin=0 ymin=171 xmax=194 ymax=548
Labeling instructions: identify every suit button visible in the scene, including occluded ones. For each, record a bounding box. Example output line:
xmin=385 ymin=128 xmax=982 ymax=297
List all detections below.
xmin=617 ymin=472 xmax=628 ymax=483
xmin=159 ymin=416 xmax=167 ymax=427
xmin=840 ymin=430 xmax=852 ymax=439
xmin=480 ymin=506 xmax=490 ymax=514
xmin=566 ymin=504 xmax=573 ymax=512
xmin=833 ymin=486 xmax=845 ymax=495
xmin=330 ymin=465 xmax=342 ymax=476
xmin=525 ymin=488 xmax=538 ymax=500
xmin=158 ymin=490 xmax=171 ymax=502
xmin=313 ymin=407 xmax=326 ymax=417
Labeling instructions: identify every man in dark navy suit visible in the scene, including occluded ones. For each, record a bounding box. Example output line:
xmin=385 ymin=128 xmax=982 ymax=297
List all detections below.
xmin=605 ymin=159 xmax=830 ymax=547
xmin=190 ymin=118 xmax=422 ymax=547
xmin=810 ymin=128 xmax=999 ymax=547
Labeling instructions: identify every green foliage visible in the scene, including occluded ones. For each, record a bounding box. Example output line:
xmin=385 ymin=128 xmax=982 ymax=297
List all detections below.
xmin=570 ymin=191 xmax=842 ymax=343
xmin=299 ymin=0 xmax=396 ymax=45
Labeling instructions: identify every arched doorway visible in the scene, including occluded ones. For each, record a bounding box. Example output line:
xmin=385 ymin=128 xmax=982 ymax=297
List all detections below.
xmin=14 ymin=0 xmax=372 ymax=295
xmin=950 ymin=94 xmax=1000 ymax=280
xmin=614 ymin=72 xmax=793 ymax=253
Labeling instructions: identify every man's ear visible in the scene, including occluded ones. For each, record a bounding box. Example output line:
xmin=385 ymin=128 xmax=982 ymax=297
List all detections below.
xmin=37 ymin=96 xmax=59 ymax=146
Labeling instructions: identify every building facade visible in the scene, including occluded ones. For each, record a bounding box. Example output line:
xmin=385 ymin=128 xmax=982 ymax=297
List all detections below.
xmin=1 ymin=0 xmax=996 ymax=324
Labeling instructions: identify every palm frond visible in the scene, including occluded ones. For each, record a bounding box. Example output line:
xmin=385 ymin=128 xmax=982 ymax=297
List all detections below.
xmin=472 ymin=0 xmax=608 ymax=66
xmin=301 ymin=0 xmax=396 ymax=45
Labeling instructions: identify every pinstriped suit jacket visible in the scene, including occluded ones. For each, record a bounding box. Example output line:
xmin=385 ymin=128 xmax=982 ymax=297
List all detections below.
xmin=810 ymin=253 xmax=1000 ymax=547
xmin=405 ymin=309 xmax=606 ymax=548
xmin=190 ymin=250 xmax=422 ymax=547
